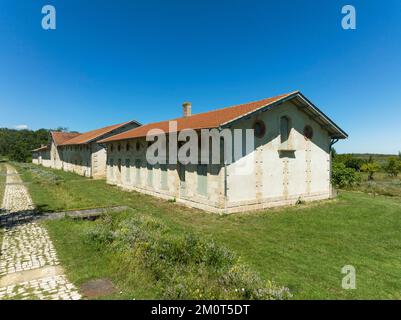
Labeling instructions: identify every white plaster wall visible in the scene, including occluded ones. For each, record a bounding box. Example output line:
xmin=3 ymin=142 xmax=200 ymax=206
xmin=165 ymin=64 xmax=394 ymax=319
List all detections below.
xmin=59 ymin=145 xmax=92 ymax=177
xmin=226 ymin=101 xmax=331 ymax=209
xmin=50 ymin=142 xmax=64 ymax=170
xmin=41 ymin=149 xmax=52 ymax=168
xmin=32 ymin=152 xmax=39 ymax=165
xmin=105 ymin=138 xmax=225 ymax=211
xmin=91 ymin=142 xmax=107 ymax=179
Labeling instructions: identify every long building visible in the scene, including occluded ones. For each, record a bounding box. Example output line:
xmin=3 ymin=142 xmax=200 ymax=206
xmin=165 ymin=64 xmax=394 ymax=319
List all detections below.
xmin=99 ymin=91 xmax=347 ymax=213
xmin=32 ymin=120 xmax=140 ymax=179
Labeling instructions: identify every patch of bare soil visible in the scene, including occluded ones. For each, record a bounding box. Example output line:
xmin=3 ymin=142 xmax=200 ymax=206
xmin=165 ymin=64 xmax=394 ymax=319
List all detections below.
xmin=80 ymin=279 xmax=116 ymax=298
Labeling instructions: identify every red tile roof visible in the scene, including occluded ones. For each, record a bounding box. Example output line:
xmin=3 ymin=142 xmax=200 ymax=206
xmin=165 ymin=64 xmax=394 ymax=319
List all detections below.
xmin=99 ymin=92 xmax=297 ymax=143
xmin=51 ymin=131 xmax=81 ymax=146
xmin=60 ymin=120 xmax=138 ymax=145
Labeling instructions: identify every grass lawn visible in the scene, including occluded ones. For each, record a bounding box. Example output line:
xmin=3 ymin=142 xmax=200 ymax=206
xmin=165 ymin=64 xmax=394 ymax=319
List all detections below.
xmin=13 ymin=162 xmax=401 ymax=299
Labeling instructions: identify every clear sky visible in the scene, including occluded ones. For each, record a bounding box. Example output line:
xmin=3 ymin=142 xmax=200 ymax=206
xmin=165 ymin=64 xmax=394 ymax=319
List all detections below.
xmin=0 ymin=0 xmax=400 ymax=154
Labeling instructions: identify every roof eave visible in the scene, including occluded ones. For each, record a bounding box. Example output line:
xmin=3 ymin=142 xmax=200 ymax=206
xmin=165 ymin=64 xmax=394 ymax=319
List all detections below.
xmin=84 ymin=120 xmax=142 ymax=145
xmin=295 ymin=93 xmax=348 ymax=139
xmin=220 ymin=91 xmax=348 ymax=139
xmin=61 ymin=120 xmax=142 ymax=146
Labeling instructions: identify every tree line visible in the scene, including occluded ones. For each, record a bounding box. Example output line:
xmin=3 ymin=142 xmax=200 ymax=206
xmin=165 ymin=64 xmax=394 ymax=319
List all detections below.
xmin=0 ymin=127 xmax=67 ymax=162
xmin=332 ymin=151 xmax=401 ymax=188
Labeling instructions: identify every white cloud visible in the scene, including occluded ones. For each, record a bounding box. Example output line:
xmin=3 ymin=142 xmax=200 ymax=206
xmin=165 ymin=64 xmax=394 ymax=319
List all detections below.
xmin=15 ymin=124 xmax=29 ymax=130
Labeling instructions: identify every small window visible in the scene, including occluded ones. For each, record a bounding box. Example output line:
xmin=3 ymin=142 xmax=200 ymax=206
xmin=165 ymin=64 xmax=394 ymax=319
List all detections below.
xmin=135 ymin=159 xmax=141 ymax=183
xmin=304 ymin=125 xmax=314 ymax=140
xmin=109 ymin=159 xmax=114 ymax=178
xmin=118 ymin=144 xmax=121 ymax=152
xmin=136 ymin=141 xmax=141 ymax=151
xmin=252 ymin=120 xmax=266 ymax=138
xmin=280 ymin=116 xmax=290 ymax=146
xmin=126 ymin=143 xmax=130 ymax=151
xmin=125 ymin=159 xmax=131 ymax=183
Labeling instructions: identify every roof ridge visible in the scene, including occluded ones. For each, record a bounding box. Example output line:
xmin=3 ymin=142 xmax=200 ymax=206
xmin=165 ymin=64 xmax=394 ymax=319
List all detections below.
xmin=98 ymin=91 xmax=300 ymax=143
xmin=60 ymin=120 xmax=139 ymax=145
xmin=171 ymin=91 xmax=299 ymax=121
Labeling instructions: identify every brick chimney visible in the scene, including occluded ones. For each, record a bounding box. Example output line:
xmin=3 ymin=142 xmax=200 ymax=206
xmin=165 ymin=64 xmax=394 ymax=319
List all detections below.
xmin=183 ymin=102 xmax=191 ymax=117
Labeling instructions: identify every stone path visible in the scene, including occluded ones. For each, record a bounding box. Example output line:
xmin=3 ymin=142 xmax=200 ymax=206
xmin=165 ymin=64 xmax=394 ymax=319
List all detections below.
xmin=0 ymin=165 xmax=81 ymax=300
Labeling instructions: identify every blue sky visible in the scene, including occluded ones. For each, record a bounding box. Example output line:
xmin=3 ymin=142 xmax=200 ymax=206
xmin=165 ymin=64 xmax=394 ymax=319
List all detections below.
xmin=0 ymin=0 xmax=400 ymax=154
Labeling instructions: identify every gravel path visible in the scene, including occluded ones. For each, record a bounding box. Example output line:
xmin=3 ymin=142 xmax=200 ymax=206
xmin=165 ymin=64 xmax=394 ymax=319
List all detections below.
xmin=0 ymin=165 xmax=81 ymax=300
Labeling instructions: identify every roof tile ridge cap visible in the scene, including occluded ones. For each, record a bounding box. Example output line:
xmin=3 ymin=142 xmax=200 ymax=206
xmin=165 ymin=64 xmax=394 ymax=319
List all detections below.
xmin=176 ymin=91 xmax=300 ymax=120
xmin=218 ymin=91 xmax=300 ymax=127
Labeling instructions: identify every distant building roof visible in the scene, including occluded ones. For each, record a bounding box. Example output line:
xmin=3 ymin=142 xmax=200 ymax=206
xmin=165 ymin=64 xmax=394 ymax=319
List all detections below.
xmin=32 ymin=145 xmax=49 ymax=152
xmin=50 ymin=131 xmax=81 ymax=146
xmin=99 ymin=91 xmax=347 ymax=143
xmin=60 ymin=120 xmax=141 ymax=145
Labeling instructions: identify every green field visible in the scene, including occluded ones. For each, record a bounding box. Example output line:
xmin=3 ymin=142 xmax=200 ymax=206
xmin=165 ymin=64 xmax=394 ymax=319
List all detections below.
xmin=12 ymin=162 xmax=401 ymax=299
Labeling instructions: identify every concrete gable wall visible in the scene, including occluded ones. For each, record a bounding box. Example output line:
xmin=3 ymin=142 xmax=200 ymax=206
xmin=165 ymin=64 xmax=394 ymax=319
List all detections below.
xmin=226 ymin=101 xmax=331 ymax=212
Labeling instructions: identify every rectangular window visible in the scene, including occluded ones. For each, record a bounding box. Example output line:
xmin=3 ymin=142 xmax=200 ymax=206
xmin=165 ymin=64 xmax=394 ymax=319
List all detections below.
xmin=160 ymin=164 xmax=168 ymax=190
xmin=135 ymin=159 xmax=141 ymax=184
xmin=125 ymin=159 xmax=130 ymax=183
xmin=109 ymin=159 xmax=114 ymax=179
xmin=280 ymin=116 xmax=290 ymax=149
xmin=197 ymin=164 xmax=208 ymax=196
xmin=147 ymin=163 xmax=153 ymax=187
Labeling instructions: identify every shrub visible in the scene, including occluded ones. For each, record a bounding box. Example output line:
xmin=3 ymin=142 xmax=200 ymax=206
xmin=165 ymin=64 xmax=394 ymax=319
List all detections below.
xmin=361 ymin=162 xmax=380 ymax=181
xmin=84 ymin=223 xmax=114 ymax=249
xmin=383 ymin=157 xmax=401 ymax=177
xmin=331 ymin=163 xmax=360 ymax=188
xmin=83 ymin=212 xmax=291 ymax=300
xmin=334 ymin=154 xmax=365 ymax=171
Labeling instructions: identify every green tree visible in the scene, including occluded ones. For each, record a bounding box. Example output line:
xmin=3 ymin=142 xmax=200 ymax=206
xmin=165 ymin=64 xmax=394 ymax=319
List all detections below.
xmin=331 ymin=163 xmax=360 ymax=188
xmin=0 ymin=127 xmax=52 ymax=162
xmin=361 ymin=162 xmax=380 ymax=181
xmin=333 ymin=154 xmax=365 ymax=171
xmin=383 ymin=157 xmax=401 ymax=177
xmin=344 ymin=157 xmax=364 ymax=171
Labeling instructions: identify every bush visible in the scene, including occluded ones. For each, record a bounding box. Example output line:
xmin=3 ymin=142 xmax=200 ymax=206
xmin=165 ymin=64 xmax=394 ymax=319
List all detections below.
xmin=83 ymin=212 xmax=292 ymax=300
xmin=361 ymin=162 xmax=380 ymax=181
xmin=331 ymin=163 xmax=360 ymax=188
xmin=334 ymin=154 xmax=365 ymax=171
xmin=383 ymin=157 xmax=401 ymax=177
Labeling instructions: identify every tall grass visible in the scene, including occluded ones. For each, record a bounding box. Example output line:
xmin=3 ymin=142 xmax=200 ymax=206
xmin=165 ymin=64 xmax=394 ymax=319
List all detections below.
xmin=83 ymin=211 xmax=291 ymax=300
xmin=353 ymin=172 xmax=401 ymax=197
